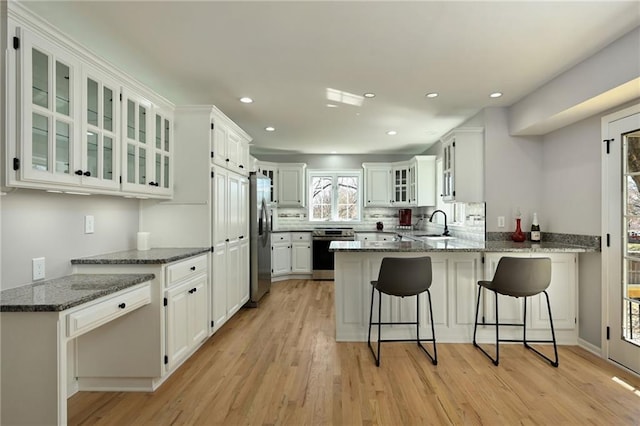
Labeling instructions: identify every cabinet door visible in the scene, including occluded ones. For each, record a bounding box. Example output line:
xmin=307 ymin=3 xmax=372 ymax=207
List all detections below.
xmin=212 ymin=122 xmax=227 ymax=168
xmin=121 ymin=88 xmax=152 ymax=193
xmin=238 ymin=139 xmax=250 ymax=175
xmin=239 ymin=240 xmax=251 ymax=304
xmin=226 ymin=241 xmax=241 ymax=316
xmin=257 ymin=163 xmax=277 ymax=203
xmin=442 ymin=141 xmax=454 ymax=202
xmin=188 ymin=274 xmax=208 ymax=346
xmin=364 ymin=166 xmax=391 ymax=207
xmin=19 ymin=29 xmax=81 ymax=186
xmin=272 ymin=242 xmax=292 ymax=276
xmin=226 ymin=130 xmax=240 ymax=169
xmin=81 ymin=66 xmax=120 ymax=190
xmin=278 ymin=165 xmax=305 ymax=207
xmin=291 ymin=242 xmax=311 ymax=273
xmin=212 ymin=167 xmax=228 ymax=246
xmin=166 ymin=282 xmax=190 ymax=369
xmin=211 ymin=242 xmax=228 ymax=331
xmin=227 ymin=172 xmax=242 ymax=242
xmin=240 ymin=177 xmax=249 ymax=241
xmin=530 ymin=254 xmax=576 ymax=330
xmin=392 ymin=166 xmax=410 ymax=205
xmin=150 ymin=109 xmax=172 ymax=196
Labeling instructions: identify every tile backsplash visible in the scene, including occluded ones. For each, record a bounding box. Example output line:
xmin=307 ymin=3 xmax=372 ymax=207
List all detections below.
xmin=274 ymin=202 xmax=486 ymax=242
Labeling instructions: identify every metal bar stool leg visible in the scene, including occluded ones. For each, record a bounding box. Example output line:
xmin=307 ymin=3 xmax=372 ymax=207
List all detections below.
xmin=377 ymin=289 xmax=382 ymax=366
xmin=494 ymin=291 xmax=500 ymax=366
xmin=473 ymin=286 xmax=482 ymax=346
xmin=426 ymin=290 xmax=438 ymax=365
xmin=523 ymin=291 xmax=559 ymax=367
xmin=523 ymin=296 xmax=528 ymax=347
xmin=367 ymin=284 xmax=380 ymax=366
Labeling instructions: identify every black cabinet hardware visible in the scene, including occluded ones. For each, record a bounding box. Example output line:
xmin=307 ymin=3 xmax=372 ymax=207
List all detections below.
xmin=118 ymin=303 xmax=126 ymax=309
xmin=83 ymin=171 xmax=91 ymax=177
xmin=190 ymin=266 xmax=196 ymax=271
xmin=75 ymin=170 xmax=83 ymax=175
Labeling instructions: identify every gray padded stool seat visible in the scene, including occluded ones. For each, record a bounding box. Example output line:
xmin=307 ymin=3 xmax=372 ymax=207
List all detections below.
xmin=368 ymin=257 xmax=437 ymax=367
xmin=472 ymin=256 xmax=559 ymax=367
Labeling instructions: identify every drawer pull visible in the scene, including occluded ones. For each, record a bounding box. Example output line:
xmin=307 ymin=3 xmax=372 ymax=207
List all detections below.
xmin=118 ymin=302 xmax=126 ymax=309
xmin=190 ymin=266 xmax=196 ymax=271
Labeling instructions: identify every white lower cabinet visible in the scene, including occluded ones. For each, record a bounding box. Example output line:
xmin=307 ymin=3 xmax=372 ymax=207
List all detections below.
xmin=165 ymin=273 xmax=208 ymax=371
xmin=272 ymin=239 xmax=292 ymax=277
xmin=271 ymin=232 xmax=312 ymax=278
xmin=291 ymin=232 xmax=311 ymax=273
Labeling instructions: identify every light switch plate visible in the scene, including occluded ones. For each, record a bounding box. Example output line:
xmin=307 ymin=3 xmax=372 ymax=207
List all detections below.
xmin=32 ymin=257 xmax=45 ymax=280
xmin=498 ymin=216 xmax=505 ymax=228
xmin=85 ymin=215 xmax=95 ymax=234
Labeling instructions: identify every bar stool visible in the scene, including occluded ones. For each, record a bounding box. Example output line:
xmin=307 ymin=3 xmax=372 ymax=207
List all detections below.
xmin=367 ymin=257 xmax=437 ymax=367
xmin=472 ymin=256 xmax=559 ymax=367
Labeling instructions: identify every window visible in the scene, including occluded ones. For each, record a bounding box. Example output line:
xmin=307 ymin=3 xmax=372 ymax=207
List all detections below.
xmin=308 ymin=170 xmax=361 ymax=222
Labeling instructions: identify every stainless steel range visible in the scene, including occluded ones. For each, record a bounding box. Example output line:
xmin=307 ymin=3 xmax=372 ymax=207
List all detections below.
xmin=312 ymin=227 xmax=355 ymax=280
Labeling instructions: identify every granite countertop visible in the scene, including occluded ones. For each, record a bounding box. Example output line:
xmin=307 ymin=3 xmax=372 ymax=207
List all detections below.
xmin=71 ymin=247 xmax=210 ymax=265
xmin=329 ymin=238 xmax=598 ymax=253
xmin=0 ymin=273 xmax=155 ymax=312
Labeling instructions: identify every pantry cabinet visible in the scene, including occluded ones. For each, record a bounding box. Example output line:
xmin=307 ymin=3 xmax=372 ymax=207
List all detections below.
xmin=212 ymin=121 xmax=250 ymax=176
xmin=440 ymin=127 xmax=484 ymax=203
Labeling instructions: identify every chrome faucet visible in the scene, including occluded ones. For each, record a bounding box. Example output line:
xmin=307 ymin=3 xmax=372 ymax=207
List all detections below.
xmin=429 ymin=210 xmax=450 ymax=236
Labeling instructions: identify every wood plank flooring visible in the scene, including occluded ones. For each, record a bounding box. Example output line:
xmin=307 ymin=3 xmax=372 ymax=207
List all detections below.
xmin=69 ymin=279 xmax=640 ymax=425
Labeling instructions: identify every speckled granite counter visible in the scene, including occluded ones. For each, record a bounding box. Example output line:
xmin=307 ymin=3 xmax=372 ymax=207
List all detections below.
xmin=71 ymin=247 xmax=209 ymax=265
xmin=329 ymin=238 xmax=597 ymax=253
xmin=0 ymin=273 xmax=154 ymax=312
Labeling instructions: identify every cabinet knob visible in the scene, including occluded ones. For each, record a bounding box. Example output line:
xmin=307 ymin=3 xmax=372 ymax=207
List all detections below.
xmin=239 ymin=165 xmax=244 ymax=169
xmin=225 ymin=238 xmax=230 ymax=242
xmin=190 ymin=266 xmax=196 ymax=271
xmin=75 ymin=170 xmax=83 ymax=176
xmin=239 ymin=235 xmax=244 ymax=239
xmin=118 ymin=302 xmax=126 ymax=309
xmin=225 ymin=158 xmax=230 ymax=162
xmin=83 ymin=171 xmax=91 ymax=177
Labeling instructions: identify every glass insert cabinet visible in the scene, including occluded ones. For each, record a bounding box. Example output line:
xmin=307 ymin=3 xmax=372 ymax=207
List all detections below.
xmin=12 ymin=27 xmax=173 ymax=198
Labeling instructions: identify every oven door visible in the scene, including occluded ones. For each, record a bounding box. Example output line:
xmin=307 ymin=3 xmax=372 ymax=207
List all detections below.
xmin=312 ymin=238 xmax=335 ymax=280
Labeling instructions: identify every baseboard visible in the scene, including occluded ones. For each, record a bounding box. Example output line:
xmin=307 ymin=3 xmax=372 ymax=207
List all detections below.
xmin=577 ymin=338 xmax=602 ymax=357
xmin=76 ymin=377 xmax=157 ymax=392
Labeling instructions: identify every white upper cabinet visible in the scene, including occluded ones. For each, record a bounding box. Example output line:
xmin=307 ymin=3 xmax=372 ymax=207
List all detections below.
xmin=440 ymin=127 xmax=484 ymax=203
xmin=7 ymin=21 xmax=174 ymax=198
xmin=363 ymin=163 xmax=392 ymax=207
xmin=211 ymin=118 xmax=251 ymax=176
xmin=256 ymin=161 xmax=277 ymax=203
xmin=392 ymin=164 xmax=411 ymax=206
xmin=410 ymin=155 xmax=436 ymax=207
xmin=277 ymin=163 xmax=306 ymax=207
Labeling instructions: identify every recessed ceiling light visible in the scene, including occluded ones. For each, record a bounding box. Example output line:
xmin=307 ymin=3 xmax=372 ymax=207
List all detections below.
xmin=239 ymin=97 xmax=254 ymax=103
xmin=363 ymin=93 xmax=375 ymax=98
xmin=425 ymin=92 xmax=439 ymax=98
xmin=331 ymin=151 xmax=337 ymax=154
xmin=489 ymin=92 xmax=503 ymax=98
xmin=265 ymin=126 xmax=275 ymax=132
xmin=386 ymin=130 xmax=397 ymax=136
xmin=327 ymin=103 xmax=338 ymax=108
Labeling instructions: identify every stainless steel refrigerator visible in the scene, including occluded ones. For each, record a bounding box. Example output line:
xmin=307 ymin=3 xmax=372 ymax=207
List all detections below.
xmin=247 ymin=172 xmax=272 ymax=307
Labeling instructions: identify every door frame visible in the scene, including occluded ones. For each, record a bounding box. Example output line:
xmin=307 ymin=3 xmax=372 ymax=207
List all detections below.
xmin=601 ymin=102 xmax=640 ymax=374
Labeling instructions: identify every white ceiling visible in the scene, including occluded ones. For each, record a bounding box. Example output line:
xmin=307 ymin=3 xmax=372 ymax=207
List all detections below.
xmin=19 ymin=0 xmax=640 ymax=155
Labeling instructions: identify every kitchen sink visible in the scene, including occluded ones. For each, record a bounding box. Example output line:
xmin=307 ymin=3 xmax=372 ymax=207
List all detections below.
xmin=414 ymin=234 xmax=454 ymax=240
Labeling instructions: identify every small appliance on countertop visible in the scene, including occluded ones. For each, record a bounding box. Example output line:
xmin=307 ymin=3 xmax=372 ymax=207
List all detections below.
xmin=399 ymin=209 xmax=412 ymax=227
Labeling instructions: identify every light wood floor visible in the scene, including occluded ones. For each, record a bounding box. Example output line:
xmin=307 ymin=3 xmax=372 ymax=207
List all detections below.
xmin=69 ymin=279 xmax=640 ymax=425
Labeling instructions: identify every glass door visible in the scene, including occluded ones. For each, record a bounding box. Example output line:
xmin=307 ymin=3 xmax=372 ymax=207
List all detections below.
xmin=152 ymin=111 xmax=172 ymax=195
xmin=605 ymin=106 xmax=640 ymax=374
xmin=121 ymin=88 xmax=151 ymax=194
xmin=20 ymin=29 xmax=80 ymax=185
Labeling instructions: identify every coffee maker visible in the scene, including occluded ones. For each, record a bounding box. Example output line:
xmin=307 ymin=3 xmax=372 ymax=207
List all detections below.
xmin=398 ymin=209 xmax=412 ymax=228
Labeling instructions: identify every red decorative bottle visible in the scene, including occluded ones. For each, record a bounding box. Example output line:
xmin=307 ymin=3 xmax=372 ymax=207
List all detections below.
xmin=512 ymin=218 xmax=526 ymax=242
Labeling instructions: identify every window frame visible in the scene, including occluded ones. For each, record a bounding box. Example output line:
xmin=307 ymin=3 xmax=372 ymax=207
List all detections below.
xmin=307 ymin=169 xmax=362 ymax=223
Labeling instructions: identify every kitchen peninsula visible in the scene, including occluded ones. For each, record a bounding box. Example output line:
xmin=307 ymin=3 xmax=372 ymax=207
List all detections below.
xmin=330 ymin=235 xmax=597 ymax=345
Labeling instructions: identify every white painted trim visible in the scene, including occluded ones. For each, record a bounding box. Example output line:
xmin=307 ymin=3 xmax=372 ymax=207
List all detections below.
xmin=577 ymin=337 xmax=602 ymax=357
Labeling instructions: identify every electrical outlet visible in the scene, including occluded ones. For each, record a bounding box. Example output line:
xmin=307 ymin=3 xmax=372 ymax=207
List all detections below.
xmin=32 ymin=257 xmax=45 ymax=280
xmin=85 ymin=215 xmax=95 ymax=234
xmin=498 ymin=216 xmax=505 ymax=228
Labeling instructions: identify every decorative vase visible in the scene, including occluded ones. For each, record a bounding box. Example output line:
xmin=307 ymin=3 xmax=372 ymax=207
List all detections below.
xmin=512 ymin=218 xmax=526 ymax=242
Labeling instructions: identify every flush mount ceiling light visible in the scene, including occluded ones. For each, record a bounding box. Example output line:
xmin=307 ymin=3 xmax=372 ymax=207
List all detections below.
xmin=489 ymin=92 xmax=503 ymax=98
xmin=265 ymin=126 xmax=275 ymax=132
xmin=326 ymin=103 xmax=338 ymax=108
xmin=239 ymin=97 xmax=254 ymax=104
xmin=425 ymin=92 xmax=439 ymax=98
xmin=331 ymin=151 xmax=337 ymax=154
xmin=326 ymin=88 xmax=364 ymax=107
xmin=386 ymin=130 xmax=397 ymax=136
xmin=363 ymin=93 xmax=375 ymax=98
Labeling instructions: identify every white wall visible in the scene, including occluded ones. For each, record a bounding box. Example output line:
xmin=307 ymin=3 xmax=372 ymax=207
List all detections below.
xmin=1 ymin=190 xmax=139 ymax=290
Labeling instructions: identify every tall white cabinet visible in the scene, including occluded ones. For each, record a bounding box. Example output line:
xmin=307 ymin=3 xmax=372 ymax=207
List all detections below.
xmin=141 ymin=106 xmax=252 ymax=335
xmin=440 ymin=127 xmax=484 ymax=203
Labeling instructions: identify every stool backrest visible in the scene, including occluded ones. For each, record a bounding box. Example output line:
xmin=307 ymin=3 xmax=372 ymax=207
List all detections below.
xmin=376 ymin=257 xmax=432 ymax=296
xmin=492 ymin=257 xmax=551 ymax=297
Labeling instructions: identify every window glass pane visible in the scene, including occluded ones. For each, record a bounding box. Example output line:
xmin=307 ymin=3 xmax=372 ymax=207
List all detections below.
xmin=87 ymin=78 xmax=98 ymax=126
xmin=87 ymin=131 xmax=98 ymax=177
xmin=139 ymin=106 xmax=147 ymax=143
xmin=139 ymin=147 xmax=146 ymax=184
xmin=56 ymin=61 xmax=70 ymax=116
xmin=32 ymin=49 xmax=49 ymax=108
xmin=127 ymin=144 xmax=135 ymax=183
xmin=55 ymin=120 xmax=70 ymax=174
xmin=32 ymin=113 xmax=48 ymax=170
xmin=127 ymin=100 xmax=135 ymax=139
xmin=103 ymin=87 xmax=113 ymax=132
xmin=627 ymin=135 xmax=640 ymax=173
xmin=311 ymin=176 xmax=332 ymax=221
xmin=103 ymin=136 xmax=113 ymax=180
xmin=155 ymin=114 xmax=162 ymax=149
xmin=338 ymin=176 xmax=358 ymax=220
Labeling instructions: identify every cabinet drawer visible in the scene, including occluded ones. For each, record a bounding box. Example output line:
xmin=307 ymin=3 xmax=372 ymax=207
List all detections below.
xmin=67 ymin=284 xmax=151 ymax=338
xmin=167 ymin=255 xmax=208 ymax=285
xmin=271 ymin=233 xmax=291 ymax=243
xmin=291 ymin=232 xmax=311 ymax=242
